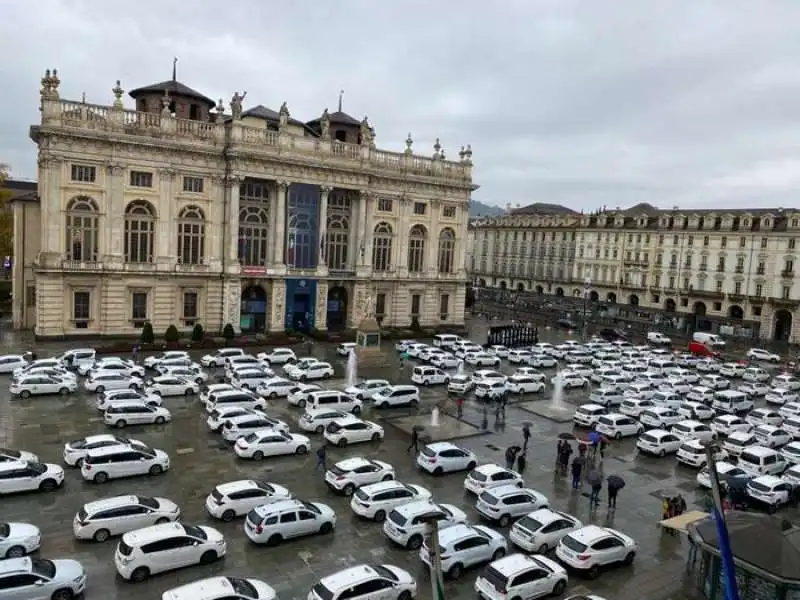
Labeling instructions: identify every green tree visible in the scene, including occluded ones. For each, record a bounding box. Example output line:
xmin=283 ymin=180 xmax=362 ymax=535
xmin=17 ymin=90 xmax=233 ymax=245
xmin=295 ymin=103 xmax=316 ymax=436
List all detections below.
xmin=222 ymin=323 xmax=235 ymax=344
xmin=0 ymin=164 xmax=13 ymax=259
xmin=191 ymin=323 xmax=204 ymax=342
xmin=140 ymin=322 xmax=155 ymax=344
xmin=164 ymin=325 xmax=180 ymax=343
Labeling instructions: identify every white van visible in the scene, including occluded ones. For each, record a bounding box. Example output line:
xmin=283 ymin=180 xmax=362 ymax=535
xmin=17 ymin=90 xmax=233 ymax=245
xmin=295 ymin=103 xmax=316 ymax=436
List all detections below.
xmin=588 ymin=388 xmax=624 ymax=408
xmin=651 ymin=390 xmax=682 ymax=410
xmin=572 ymin=404 xmax=606 ymax=427
xmin=60 ymin=348 xmax=97 ymax=371
xmin=738 ymin=446 xmax=788 ymax=476
xmin=599 ymin=374 xmax=628 ymax=391
xmin=432 ymin=334 xmax=462 ymax=349
xmin=205 ymin=389 xmax=263 ymax=413
xmin=647 ymin=358 xmax=675 ymax=375
xmin=693 ymin=332 xmax=726 ymax=348
xmin=712 ymin=390 xmax=753 ymax=414
xmin=372 ymin=385 xmax=421 ymax=408
xmin=647 ymin=332 xmax=672 ymax=345
xmin=686 ymin=386 xmax=715 ymax=405
xmin=307 ymin=390 xmax=363 ymax=414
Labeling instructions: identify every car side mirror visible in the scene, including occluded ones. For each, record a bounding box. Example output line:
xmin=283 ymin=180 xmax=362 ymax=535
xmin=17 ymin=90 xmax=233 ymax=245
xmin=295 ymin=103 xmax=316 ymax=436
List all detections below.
xmin=35 ymin=581 xmax=44 ymax=586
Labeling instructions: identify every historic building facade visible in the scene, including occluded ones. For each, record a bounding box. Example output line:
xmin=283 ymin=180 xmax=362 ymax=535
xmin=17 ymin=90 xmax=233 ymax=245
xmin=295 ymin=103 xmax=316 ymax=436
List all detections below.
xmin=469 ymin=203 xmax=800 ymax=342
xmin=15 ymin=70 xmax=475 ymax=338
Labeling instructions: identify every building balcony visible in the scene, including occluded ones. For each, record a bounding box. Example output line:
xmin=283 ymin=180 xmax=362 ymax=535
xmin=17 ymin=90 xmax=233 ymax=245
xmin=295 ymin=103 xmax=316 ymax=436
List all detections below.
xmin=692 ymin=289 xmax=725 ymax=299
xmin=769 ymin=296 xmax=800 ymax=308
xmin=61 ymin=259 xmax=104 ymax=272
xmin=748 ymin=295 xmax=765 ymax=303
xmin=735 ymin=266 xmax=744 ymax=273
xmin=727 ymin=293 xmax=745 ymax=303
xmin=623 ymin=261 xmax=649 ymax=268
xmin=781 ymin=270 xmax=795 ymax=279
xmin=175 ymin=263 xmax=210 ymax=274
xmin=699 ymin=265 xmax=707 ymax=271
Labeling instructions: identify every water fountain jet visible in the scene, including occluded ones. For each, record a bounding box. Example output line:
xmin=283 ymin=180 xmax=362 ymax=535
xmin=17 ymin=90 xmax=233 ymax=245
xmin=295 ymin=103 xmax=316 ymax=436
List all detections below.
xmin=345 ymin=350 xmax=358 ymax=388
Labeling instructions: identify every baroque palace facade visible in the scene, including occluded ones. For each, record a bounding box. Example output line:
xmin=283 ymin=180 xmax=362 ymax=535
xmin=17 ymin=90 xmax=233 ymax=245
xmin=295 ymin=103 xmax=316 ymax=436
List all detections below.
xmin=469 ymin=202 xmax=800 ymax=342
xmin=14 ymin=70 xmax=475 ymax=338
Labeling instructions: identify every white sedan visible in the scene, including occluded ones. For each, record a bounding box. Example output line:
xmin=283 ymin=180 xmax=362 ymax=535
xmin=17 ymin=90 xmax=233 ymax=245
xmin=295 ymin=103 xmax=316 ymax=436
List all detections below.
xmin=297 ymin=409 xmax=350 ymax=434
xmin=257 ymin=348 xmax=297 ymax=365
xmin=234 ymin=430 xmax=310 ymax=460
xmin=0 ymin=355 xmax=29 ymax=374
xmin=0 ymin=521 xmax=41 ymax=558
xmin=505 ymin=375 xmax=545 ymax=394
xmin=160 ymin=366 xmax=208 ymax=385
xmin=324 ymin=417 xmax=384 ymax=446
xmin=255 ymin=377 xmax=295 ymax=399
xmin=84 ymin=373 xmax=143 ymax=393
xmin=528 ymin=354 xmax=558 ymax=368
xmin=553 ymin=373 xmax=589 ymax=389
xmin=430 ymin=354 xmax=461 ymax=369
xmin=144 ymin=376 xmax=199 ymax=397
xmin=287 ymin=383 xmax=323 ymax=407
xmin=85 ymin=361 xmax=146 ymax=379
xmin=289 ymin=361 xmax=335 ymax=381
xmin=746 ymin=348 xmax=781 ymax=363
xmin=344 ymin=379 xmax=391 ymax=400
xmin=10 ymin=376 xmax=78 ymax=398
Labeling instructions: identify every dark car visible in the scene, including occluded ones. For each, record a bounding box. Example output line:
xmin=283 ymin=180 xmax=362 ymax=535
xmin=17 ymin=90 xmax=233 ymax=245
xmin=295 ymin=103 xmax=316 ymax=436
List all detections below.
xmin=599 ymin=328 xmax=629 ymax=341
xmin=556 ymin=319 xmax=577 ymax=330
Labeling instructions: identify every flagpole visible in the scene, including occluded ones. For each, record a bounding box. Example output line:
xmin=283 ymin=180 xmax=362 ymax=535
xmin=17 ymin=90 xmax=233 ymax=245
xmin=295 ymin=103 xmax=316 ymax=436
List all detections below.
xmin=705 ymin=441 xmax=740 ymax=600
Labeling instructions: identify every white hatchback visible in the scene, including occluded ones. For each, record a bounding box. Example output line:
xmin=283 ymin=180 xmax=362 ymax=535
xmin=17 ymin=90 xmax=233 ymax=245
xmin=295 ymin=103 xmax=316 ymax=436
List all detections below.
xmin=754 ymin=425 xmax=793 ymax=449
xmin=723 ymin=431 xmax=758 ymax=457
xmin=0 ymin=522 xmax=41 ymax=558
xmin=595 ymin=414 xmax=643 ymax=439
xmin=474 ymin=554 xmax=568 ymax=600
xmin=324 ymin=417 xmax=384 ymax=446
xmin=205 ymin=479 xmax=292 ymax=522
xmin=73 ymin=494 xmax=180 ymax=542
xmin=325 ymin=457 xmax=395 ymax=496
xmin=509 ymin=508 xmax=582 ymax=554
xmin=416 ymin=442 xmax=477 ymax=475
xmin=420 ymin=523 xmax=506 ymax=580
xmin=671 ymin=420 xmax=715 ymax=443
xmin=255 ymin=377 xmax=295 ymax=399
xmin=0 ymin=461 xmax=64 ymax=494
xmin=382 ymin=501 xmax=467 ymax=550
xmin=475 ymin=485 xmax=549 ymax=527
xmin=244 ymin=499 xmax=336 ymax=545
xmin=298 ymin=408 xmax=350 ymax=434
xmin=639 ymin=407 xmax=681 ymax=430
xmin=710 ymin=415 xmax=752 ymax=437
xmin=556 ymin=525 xmax=637 ymax=577
xmin=308 ymin=564 xmax=417 ymax=600
xmin=636 ymin=430 xmax=683 ymax=457
xmin=344 ymin=379 xmax=392 ymax=400
xmin=464 ymin=464 xmax=524 ymax=494
xmin=350 ymin=481 xmax=431 ymax=521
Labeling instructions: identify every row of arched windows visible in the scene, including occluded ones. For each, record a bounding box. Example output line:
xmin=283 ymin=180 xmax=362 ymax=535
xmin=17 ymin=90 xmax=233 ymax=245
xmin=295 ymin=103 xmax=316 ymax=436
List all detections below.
xmin=65 ymin=196 xmax=458 ymax=273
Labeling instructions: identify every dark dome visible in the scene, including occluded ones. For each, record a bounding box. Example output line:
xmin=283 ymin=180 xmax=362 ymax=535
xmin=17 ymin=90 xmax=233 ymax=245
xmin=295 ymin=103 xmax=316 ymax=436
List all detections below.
xmin=307 ymin=110 xmax=360 ymax=126
xmin=129 ymin=79 xmax=215 ymax=108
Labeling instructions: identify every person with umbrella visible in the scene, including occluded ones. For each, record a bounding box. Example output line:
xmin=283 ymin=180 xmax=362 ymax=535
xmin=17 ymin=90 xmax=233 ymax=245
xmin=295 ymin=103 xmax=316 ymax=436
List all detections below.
xmin=558 ymin=440 xmax=573 ymax=475
xmin=587 ymin=430 xmax=602 ymax=461
xmin=408 ymin=426 xmax=421 ymax=454
xmin=606 ymin=474 xmax=625 ymax=509
xmin=587 ymin=467 xmax=604 ymax=507
xmin=505 ymin=445 xmax=521 ymax=470
xmin=522 ymin=423 xmax=532 ymax=452
xmin=571 ymin=455 xmax=585 ymax=490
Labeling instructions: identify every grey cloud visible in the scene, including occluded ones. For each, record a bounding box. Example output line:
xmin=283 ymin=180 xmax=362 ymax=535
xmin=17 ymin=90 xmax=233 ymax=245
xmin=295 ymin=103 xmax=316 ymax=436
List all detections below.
xmin=3 ymin=0 xmax=800 ymax=211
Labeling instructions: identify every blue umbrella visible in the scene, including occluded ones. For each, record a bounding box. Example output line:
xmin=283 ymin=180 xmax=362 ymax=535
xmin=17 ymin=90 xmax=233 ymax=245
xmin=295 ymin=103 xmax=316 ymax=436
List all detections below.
xmin=588 ymin=431 xmax=602 ymax=445
xmin=400 ymin=352 xmax=410 ymax=360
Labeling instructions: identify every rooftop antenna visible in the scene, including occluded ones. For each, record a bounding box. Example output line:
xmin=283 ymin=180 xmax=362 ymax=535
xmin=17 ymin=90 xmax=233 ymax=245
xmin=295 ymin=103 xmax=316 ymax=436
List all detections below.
xmin=172 ymin=57 xmax=178 ymax=81
xmin=338 ymin=90 xmax=344 ymax=112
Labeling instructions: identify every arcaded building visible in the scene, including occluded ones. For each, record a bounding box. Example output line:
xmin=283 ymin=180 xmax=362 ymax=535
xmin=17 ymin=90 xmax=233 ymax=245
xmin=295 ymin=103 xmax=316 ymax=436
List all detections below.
xmin=15 ymin=69 xmax=476 ymax=338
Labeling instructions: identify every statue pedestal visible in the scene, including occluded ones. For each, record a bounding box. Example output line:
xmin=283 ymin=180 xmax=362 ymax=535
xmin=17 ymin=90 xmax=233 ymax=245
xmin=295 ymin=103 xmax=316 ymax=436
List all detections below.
xmin=355 ymin=317 xmax=389 ymax=369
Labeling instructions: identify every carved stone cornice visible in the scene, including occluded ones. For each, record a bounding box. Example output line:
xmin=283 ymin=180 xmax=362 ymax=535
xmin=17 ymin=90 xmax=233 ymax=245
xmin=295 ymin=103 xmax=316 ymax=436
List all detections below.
xmin=105 ymin=163 xmax=125 ymax=176
xmin=157 ymin=168 xmax=176 ymax=179
xmin=320 ymin=185 xmax=333 ymax=194
xmin=223 ymin=175 xmax=243 ymax=186
xmin=276 ymin=180 xmax=290 ymax=190
xmin=37 ymin=156 xmax=63 ymax=169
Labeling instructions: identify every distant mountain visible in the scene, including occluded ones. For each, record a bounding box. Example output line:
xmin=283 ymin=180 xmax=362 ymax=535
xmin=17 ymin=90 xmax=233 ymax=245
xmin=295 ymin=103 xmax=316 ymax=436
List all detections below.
xmin=469 ymin=199 xmax=504 ymax=217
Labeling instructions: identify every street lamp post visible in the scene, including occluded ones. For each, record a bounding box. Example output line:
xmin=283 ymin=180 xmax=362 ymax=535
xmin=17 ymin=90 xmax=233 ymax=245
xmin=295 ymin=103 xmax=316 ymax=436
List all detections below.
xmin=419 ymin=512 xmax=446 ymax=600
xmin=582 ymin=276 xmax=591 ymax=340
xmin=704 ymin=441 xmax=741 ymax=600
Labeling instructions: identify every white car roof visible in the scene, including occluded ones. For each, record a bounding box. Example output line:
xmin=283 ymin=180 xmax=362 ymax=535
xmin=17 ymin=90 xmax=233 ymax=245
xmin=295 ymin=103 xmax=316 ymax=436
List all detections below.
xmin=644 ymin=429 xmax=674 ymax=439
xmin=425 ymin=441 xmax=461 ymax=453
xmin=83 ymin=494 xmax=142 ymax=513
xmin=214 ymin=479 xmax=263 ymax=495
xmin=335 ymin=457 xmax=375 ymax=470
xmin=122 ymin=522 xmax=189 ymax=545
xmin=473 ymin=463 xmax=509 ymax=476
xmin=359 ymin=480 xmax=407 ymax=495
xmin=752 ymin=474 xmax=784 ymax=487
xmin=331 ymin=416 xmax=367 ymax=427
xmin=318 ymin=565 xmax=385 ymax=590
xmin=0 ymin=460 xmax=35 ymax=473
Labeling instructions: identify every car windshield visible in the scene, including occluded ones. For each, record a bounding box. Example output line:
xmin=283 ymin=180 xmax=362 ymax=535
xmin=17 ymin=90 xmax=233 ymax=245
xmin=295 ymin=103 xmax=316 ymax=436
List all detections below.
xmin=27 ymin=462 xmax=46 ymax=475
xmin=0 ymin=522 xmax=9 ymax=537
xmin=0 ymin=448 xmax=21 ymax=458
xmin=228 ymin=577 xmax=258 ymax=598
xmin=479 ymin=491 xmax=499 ymax=505
xmin=243 ymin=433 xmax=259 ymax=443
xmin=354 ymin=488 xmax=370 ymax=502
xmin=137 ymin=496 xmax=158 ymax=509
xmin=679 ymin=444 xmax=701 ymax=455
xmin=749 ymin=481 xmax=771 ymax=493
xmin=388 ymin=509 xmax=407 ymax=526
xmin=183 ymin=524 xmax=207 ymax=540
xmin=117 ymin=540 xmax=134 ymax=556
xmin=139 ymin=447 xmax=155 ymax=458
xmin=312 ymin=583 xmax=335 ymax=600
xmin=561 ymin=535 xmax=588 ymax=553
xmin=469 ymin=470 xmax=487 ymax=482
xmin=31 ymin=558 xmax=56 ymax=579
xmin=422 ymin=447 xmax=436 ymax=458
xmin=372 ymin=565 xmax=398 ymax=581
xmin=302 ymin=501 xmax=321 ymax=514
xmin=516 ymin=515 xmax=543 ymax=532
xmin=481 ymin=566 xmax=509 ymax=593
xmin=640 ymin=433 xmax=660 ymax=444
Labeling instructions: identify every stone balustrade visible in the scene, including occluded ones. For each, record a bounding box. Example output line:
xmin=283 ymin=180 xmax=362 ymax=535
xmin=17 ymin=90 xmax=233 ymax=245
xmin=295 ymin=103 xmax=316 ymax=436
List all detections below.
xmin=44 ymin=98 xmax=473 ymax=182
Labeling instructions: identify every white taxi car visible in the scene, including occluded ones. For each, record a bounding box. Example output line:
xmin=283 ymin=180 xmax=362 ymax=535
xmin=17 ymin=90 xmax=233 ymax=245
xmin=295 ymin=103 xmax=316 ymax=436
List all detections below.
xmin=555 ymin=525 xmax=637 ymax=577
xmin=765 ymin=387 xmax=800 ymax=406
xmin=475 ymin=554 xmax=567 ymax=600
xmin=143 ymin=350 xmax=190 ymax=369
xmin=161 ymin=576 xmax=277 ymax=600
xmin=289 ymin=361 xmax=335 ymax=381
xmin=671 ymin=420 xmax=715 ymax=443
xmin=710 ymin=414 xmax=752 ymax=437
xmin=416 ymin=442 xmax=477 ymax=475
xmin=573 ymin=404 xmax=607 ymax=428
xmin=747 ymin=408 xmax=784 ymax=428
xmin=257 ymin=348 xmax=297 ymax=365
xmin=382 ymin=500 xmax=467 ymax=550
xmin=780 ymin=441 xmax=800 ymax=465
xmin=73 ymin=495 xmax=180 ymax=542
xmin=145 ymin=375 xmax=199 ymax=397
xmin=308 ymin=565 xmax=416 ymax=600
xmin=695 ymin=462 xmax=749 ymax=489
xmin=80 ymin=445 xmax=169 ymax=483
xmin=344 ymin=379 xmax=391 ymax=400
xmin=324 ymin=417 xmax=384 ymax=446
xmin=420 ymin=523 xmax=506 ymax=580
xmin=286 ymin=383 xmax=323 ymax=407
xmin=506 ymin=375 xmax=546 ymax=394
xmin=639 ymin=407 xmax=682 ymax=430
xmin=0 ymin=557 xmax=86 ymax=598
xmin=350 ymin=481 xmax=431 ymax=521
xmin=205 ymin=479 xmax=292 ymax=522
xmin=297 ymin=408 xmax=349 ymax=434
xmin=221 ymin=414 xmax=289 ymax=442
xmin=722 ymin=431 xmax=758 ymax=457
xmin=771 ymin=374 xmax=800 ymax=391
xmin=103 ymin=401 xmax=172 ymax=428
xmin=746 ymin=475 xmax=793 ymax=511
xmin=0 ymin=521 xmax=41 ymax=557
xmin=10 ymin=375 xmax=78 ymax=398
xmin=753 ymin=425 xmax=793 ymax=449
xmin=447 ymin=375 xmax=473 ymax=394
xmin=200 ymin=348 xmax=246 ymax=368
xmin=636 ymin=430 xmax=682 ymax=457
xmin=234 ymin=430 xmax=310 ymax=460
xmin=464 ymin=464 xmax=523 ymax=494
xmin=255 ymin=377 xmax=295 ymax=399
xmin=676 ymin=439 xmax=719 ymax=468
xmin=476 ymin=485 xmax=549 ymax=527
xmin=509 ymin=508 xmax=582 ymax=554
xmin=325 ymin=457 xmax=395 ymax=496
xmin=595 ymin=414 xmax=643 ymax=439
xmin=677 ymin=401 xmax=715 ymax=421
xmin=0 ymin=460 xmax=64 ymax=494
xmin=243 ymin=499 xmax=336 ymax=545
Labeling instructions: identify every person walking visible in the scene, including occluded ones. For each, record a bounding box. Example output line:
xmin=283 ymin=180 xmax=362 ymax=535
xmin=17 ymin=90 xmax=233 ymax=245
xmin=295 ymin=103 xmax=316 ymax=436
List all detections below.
xmin=505 ymin=446 xmax=519 ymax=470
xmin=599 ymin=438 xmax=608 ymax=460
xmin=606 ymin=475 xmax=625 ymax=509
xmin=522 ymin=424 xmax=531 ymax=452
xmin=408 ymin=428 xmax=420 ymax=454
xmin=315 ymin=445 xmax=327 ymax=471
xmin=587 ymin=468 xmax=603 ymax=507
xmin=571 ymin=456 xmax=584 ymax=489
xmin=559 ymin=442 xmax=573 ymax=476
xmin=516 ymin=453 xmax=526 ymax=474
xmin=456 ymin=397 xmax=465 ymax=420
xmin=132 ymin=344 xmax=140 ymax=364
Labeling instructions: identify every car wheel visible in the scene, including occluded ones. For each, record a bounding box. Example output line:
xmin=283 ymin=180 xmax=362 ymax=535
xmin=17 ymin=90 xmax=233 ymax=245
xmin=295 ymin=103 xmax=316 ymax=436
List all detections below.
xmin=537 ymin=542 xmax=549 ymax=554
xmin=51 ymin=589 xmax=74 ymax=600
xmin=587 ymin=564 xmax=600 ymax=579
xmin=373 ymin=509 xmax=386 ymax=522
xmin=270 ymin=392 xmax=278 ymax=399
xmin=39 ymin=478 xmax=57 ymax=492
xmin=398 ymin=592 xmax=412 ymax=600
xmin=131 ymin=567 xmax=150 ymax=583
xmin=444 ymin=378 xmax=450 ymax=384
xmin=614 ymin=432 xmax=622 ymax=440
xmin=343 ymin=483 xmax=356 ymax=496
xmin=337 ymin=438 xmax=347 ymax=447
xmin=407 ymin=534 xmax=423 ymax=550
xmin=433 ymin=467 xmax=443 ymax=476
xmin=553 ymin=579 xmax=567 ymax=596
xmin=492 ymin=547 xmax=506 ymax=560
xmin=253 ymin=450 xmax=265 ymax=461
xmin=20 ymin=390 xmax=31 ymax=398
xmin=59 ymin=387 xmax=69 ymax=395
xmin=301 ymin=375 xmax=308 ymax=381
xmin=315 ymin=425 xmax=325 ymax=434
xmin=5 ymin=545 xmax=26 ymax=558
xmin=319 ymin=521 xmax=334 ymax=534
xmin=352 ymin=406 xmax=362 ymax=415
xmin=409 ymin=399 xmax=419 ymax=408
xmin=447 ymin=563 xmax=463 ymax=579
xmin=200 ymin=550 xmax=218 ymax=564
xmin=155 ymin=517 xmax=170 ymax=524
xmin=155 ymin=416 xmax=165 ymax=425
xmin=467 ymin=461 xmax=477 ymax=470
xmin=298 ymin=399 xmax=306 ymax=408
xmin=371 ymin=433 xmax=381 ymax=442
xmin=221 ymin=509 xmax=236 ymax=522
xmin=94 ymin=471 xmax=109 ymax=484
xmin=623 ymin=551 xmax=636 ymax=565
xmin=93 ymin=529 xmax=110 ymax=543
xmin=296 ymin=445 xmax=309 ymax=455
xmin=116 ymin=420 xmax=127 ymax=428
xmin=499 ymin=513 xmax=512 ymax=527
xmin=96 ymin=385 xmax=105 ymax=393
xmin=659 ymin=449 xmax=666 ymax=457
xmin=149 ymin=464 xmax=163 ymax=476
xmin=185 ymin=388 xmax=195 ymax=396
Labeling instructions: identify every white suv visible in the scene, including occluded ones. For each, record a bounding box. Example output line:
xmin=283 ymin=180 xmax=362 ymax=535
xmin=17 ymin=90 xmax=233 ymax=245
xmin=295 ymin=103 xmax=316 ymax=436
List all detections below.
xmin=475 ymin=485 xmax=549 ymax=527
xmin=474 ymin=554 xmax=568 ymax=600
xmin=420 ymin=523 xmax=506 ymax=580
xmin=73 ymin=495 xmax=180 ymax=542
xmin=205 ymin=479 xmax=292 ymax=522
xmin=556 ymin=525 xmax=637 ymax=577
xmin=350 ymin=481 xmax=431 ymax=521
xmin=416 ymin=442 xmax=477 ymax=475
xmin=244 ymin=499 xmax=337 ymax=545
xmin=308 ymin=565 xmax=417 ymax=600
xmin=382 ymin=500 xmax=467 ymax=550
xmin=324 ymin=417 xmax=384 ymax=446
xmin=372 ymin=386 xmax=421 ymax=408
xmin=464 ymin=464 xmax=524 ymax=495
xmin=62 ymin=434 xmax=148 ymax=467
xmin=114 ymin=522 xmax=226 ymax=582
xmin=325 ymin=457 xmax=395 ymax=496
xmin=161 ymin=576 xmax=277 ymax=600
xmin=80 ymin=445 xmax=169 ymax=483
xmin=509 ymin=508 xmax=582 ymax=554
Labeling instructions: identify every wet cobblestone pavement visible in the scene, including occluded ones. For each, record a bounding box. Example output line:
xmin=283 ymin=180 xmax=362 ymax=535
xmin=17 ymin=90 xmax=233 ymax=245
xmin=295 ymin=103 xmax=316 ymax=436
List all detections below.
xmin=1 ymin=324 xmax=796 ymax=600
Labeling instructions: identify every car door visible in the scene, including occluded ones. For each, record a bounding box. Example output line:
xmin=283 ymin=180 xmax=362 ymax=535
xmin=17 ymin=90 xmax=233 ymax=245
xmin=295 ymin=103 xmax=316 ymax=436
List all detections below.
xmin=263 ymin=434 xmax=288 ymax=456
xmin=278 ymin=510 xmax=304 ymax=538
xmin=0 ymin=467 xmax=26 ymax=493
xmin=506 ymin=493 xmax=534 ymax=517
xmin=463 ymin=534 xmax=492 ymax=566
xmin=123 ymin=450 xmax=151 ymax=477
xmin=297 ymin=508 xmax=319 ymax=536
xmin=1 ymin=573 xmax=48 ymax=600
xmin=592 ymin=536 xmax=626 ymax=565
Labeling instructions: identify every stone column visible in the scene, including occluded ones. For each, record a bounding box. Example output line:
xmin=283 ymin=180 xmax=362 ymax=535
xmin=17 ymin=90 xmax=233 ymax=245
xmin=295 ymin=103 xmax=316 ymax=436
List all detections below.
xmin=357 ymin=190 xmax=368 ymax=265
xmin=221 ymin=278 xmax=241 ymax=333
xmin=347 ymin=190 xmax=358 ymax=270
xmin=269 ymin=279 xmax=286 ymax=332
xmin=273 ymin=181 xmax=289 ymax=267
xmin=427 ymin=199 xmax=441 ymax=274
xmin=225 ymin=176 xmax=242 ymax=266
xmin=318 ymin=186 xmax=331 ymax=266
xmin=397 ymin=197 xmax=410 ymax=273
xmin=316 ymin=280 xmax=329 ymax=330
xmin=104 ymin=164 xmax=125 ymax=268
xmin=40 ymin=157 xmax=62 ymax=256
xmin=156 ymin=169 xmax=176 ymax=268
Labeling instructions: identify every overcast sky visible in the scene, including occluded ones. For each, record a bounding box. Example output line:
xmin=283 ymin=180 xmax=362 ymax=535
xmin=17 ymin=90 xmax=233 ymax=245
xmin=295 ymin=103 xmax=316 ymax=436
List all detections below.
xmin=3 ymin=0 xmax=800 ymax=211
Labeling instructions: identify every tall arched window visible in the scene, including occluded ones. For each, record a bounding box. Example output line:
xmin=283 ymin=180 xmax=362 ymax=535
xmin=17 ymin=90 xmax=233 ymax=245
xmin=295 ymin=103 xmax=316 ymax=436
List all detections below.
xmin=124 ymin=200 xmax=156 ymax=263
xmin=372 ymin=222 xmax=393 ymax=272
xmin=238 ymin=206 xmax=269 ymax=266
xmin=438 ymin=227 xmax=455 ymax=273
xmin=326 ymin=214 xmax=349 ymax=270
xmin=177 ymin=205 xmax=205 ymax=265
xmin=65 ymin=196 xmax=99 ymax=261
xmin=408 ymin=225 xmax=427 ymax=273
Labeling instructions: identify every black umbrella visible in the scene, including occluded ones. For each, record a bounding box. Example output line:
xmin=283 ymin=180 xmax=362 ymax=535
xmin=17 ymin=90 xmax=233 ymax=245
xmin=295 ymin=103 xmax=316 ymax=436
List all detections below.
xmin=659 ymin=488 xmax=682 ymax=499
xmin=572 ymin=456 xmax=586 ymax=468
xmin=607 ymin=475 xmax=626 ymax=491
xmin=521 ymin=421 xmax=533 ymax=428
xmin=558 ymin=432 xmax=576 ymax=440
xmin=586 ymin=469 xmax=604 ymax=486
xmin=412 ymin=425 xmax=426 ymax=432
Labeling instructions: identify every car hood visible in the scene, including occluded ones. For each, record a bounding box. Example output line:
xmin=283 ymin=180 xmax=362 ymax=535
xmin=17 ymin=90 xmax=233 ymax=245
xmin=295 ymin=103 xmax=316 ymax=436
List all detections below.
xmin=474 ymin=524 xmax=505 ymax=540
xmin=154 ymin=450 xmax=169 ymax=461
xmin=45 ymin=463 xmax=64 ymax=476
xmin=198 ymin=525 xmax=225 ymax=543
xmin=408 ymin=484 xmax=431 ymax=498
xmin=310 ymin=502 xmax=337 ymax=518
xmin=440 ymin=504 xmax=468 ymax=522
xmin=290 ymin=434 xmax=310 ymax=444
xmin=270 ymin=483 xmax=291 ymax=497
xmin=8 ymin=522 xmax=40 ymax=538
xmin=380 ymin=565 xmax=414 ymax=586
xmin=533 ymin=553 xmax=566 ymax=574
xmin=52 ymin=559 xmax=85 ymax=580
xmin=155 ymin=497 xmax=180 ymax=513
